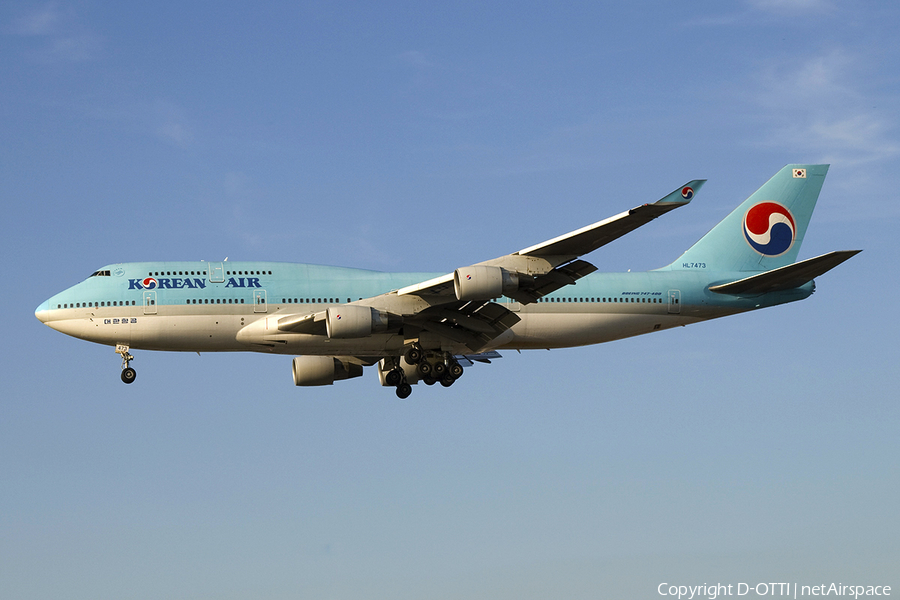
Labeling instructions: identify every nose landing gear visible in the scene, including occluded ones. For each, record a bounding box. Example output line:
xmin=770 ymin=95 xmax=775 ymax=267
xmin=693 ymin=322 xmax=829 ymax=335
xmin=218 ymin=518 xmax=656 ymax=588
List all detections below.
xmin=116 ymin=344 xmax=136 ymax=384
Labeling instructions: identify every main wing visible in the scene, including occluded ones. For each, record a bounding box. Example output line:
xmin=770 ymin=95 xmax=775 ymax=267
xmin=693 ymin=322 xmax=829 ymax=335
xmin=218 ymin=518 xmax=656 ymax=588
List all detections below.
xmin=396 ymin=179 xmax=705 ymax=303
xmin=264 ymin=179 xmax=704 ymax=354
xmin=359 ymin=179 xmax=703 ymax=351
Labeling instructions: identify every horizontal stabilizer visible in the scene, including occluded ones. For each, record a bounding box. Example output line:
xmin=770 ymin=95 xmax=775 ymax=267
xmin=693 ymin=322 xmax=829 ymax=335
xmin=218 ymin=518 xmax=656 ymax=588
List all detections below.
xmin=709 ymin=250 xmax=861 ymax=295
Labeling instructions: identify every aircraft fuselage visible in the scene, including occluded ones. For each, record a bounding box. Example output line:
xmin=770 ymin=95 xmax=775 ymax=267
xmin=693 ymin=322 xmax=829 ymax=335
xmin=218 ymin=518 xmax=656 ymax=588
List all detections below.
xmin=35 ymin=260 xmax=812 ymax=356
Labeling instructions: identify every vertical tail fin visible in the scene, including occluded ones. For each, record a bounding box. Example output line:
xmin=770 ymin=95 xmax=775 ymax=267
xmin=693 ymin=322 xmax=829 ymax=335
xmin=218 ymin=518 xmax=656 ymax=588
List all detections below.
xmin=665 ymin=164 xmax=829 ymax=272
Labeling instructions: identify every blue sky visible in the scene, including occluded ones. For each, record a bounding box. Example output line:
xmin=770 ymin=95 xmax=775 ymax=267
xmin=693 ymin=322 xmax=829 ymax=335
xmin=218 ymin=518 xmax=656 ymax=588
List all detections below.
xmin=2 ymin=1 xmax=898 ymax=598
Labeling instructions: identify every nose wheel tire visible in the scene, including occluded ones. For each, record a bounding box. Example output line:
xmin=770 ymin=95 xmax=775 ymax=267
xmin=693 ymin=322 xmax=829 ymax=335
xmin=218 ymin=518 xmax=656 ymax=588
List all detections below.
xmin=121 ymin=367 xmax=137 ymax=384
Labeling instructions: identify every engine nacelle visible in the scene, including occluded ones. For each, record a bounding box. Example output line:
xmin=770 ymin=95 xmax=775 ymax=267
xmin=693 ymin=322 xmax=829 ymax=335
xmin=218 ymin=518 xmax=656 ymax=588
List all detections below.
xmin=454 ymin=265 xmax=519 ymax=301
xmin=325 ymin=305 xmax=393 ymax=339
xmin=292 ymin=356 xmax=363 ymax=386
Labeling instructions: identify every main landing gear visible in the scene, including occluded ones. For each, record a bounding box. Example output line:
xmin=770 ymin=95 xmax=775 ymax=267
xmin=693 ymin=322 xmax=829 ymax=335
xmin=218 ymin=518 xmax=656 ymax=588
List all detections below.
xmin=384 ymin=362 xmax=413 ymax=398
xmin=384 ymin=345 xmax=465 ymax=398
xmin=116 ymin=344 xmax=136 ymax=384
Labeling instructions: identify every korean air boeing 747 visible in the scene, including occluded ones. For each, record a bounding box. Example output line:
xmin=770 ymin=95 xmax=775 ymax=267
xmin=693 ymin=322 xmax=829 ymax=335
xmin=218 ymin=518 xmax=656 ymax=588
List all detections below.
xmin=36 ymin=165 xmax=859 ymax=398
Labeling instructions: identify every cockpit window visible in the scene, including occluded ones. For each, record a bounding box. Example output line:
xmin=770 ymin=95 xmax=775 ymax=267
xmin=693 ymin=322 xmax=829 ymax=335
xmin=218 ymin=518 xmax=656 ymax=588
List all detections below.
xmin=90 ymin=270 xmax=111 ymax=277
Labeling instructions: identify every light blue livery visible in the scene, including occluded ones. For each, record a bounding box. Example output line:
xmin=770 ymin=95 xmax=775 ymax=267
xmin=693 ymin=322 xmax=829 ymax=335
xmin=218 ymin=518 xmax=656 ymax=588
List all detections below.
xmin=36 ymin=165 xmax=860 ymax=397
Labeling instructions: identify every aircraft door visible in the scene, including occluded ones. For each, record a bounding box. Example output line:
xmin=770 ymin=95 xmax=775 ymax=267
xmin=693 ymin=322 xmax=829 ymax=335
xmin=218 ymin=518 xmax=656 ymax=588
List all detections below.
xmin=208 ymin=262 xmax=225 ymax=283
xmin=253 ymin=289 xmax=267 ymax=313
xmin=143 ymin=291 xmax=157 ymax=314
xmin=667 ymin=289 xmax=681 ymax=314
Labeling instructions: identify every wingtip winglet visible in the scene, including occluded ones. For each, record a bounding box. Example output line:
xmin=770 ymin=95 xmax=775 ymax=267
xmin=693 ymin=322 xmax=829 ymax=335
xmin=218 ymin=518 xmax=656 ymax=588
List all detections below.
xmin=655 ymin=179 xmax=706 ymax=206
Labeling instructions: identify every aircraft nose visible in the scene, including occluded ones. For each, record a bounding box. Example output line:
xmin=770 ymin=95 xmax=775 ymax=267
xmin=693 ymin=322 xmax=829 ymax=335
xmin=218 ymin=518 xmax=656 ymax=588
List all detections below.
xmin=35 ymin=300 xmax=50 ymax=323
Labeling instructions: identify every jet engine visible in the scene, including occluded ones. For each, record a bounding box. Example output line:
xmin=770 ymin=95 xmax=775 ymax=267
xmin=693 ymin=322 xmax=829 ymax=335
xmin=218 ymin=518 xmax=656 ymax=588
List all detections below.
xmin=453 ymin=265 xmax=519 ymax=301
xmin=325 ymin=305 xmax=397 ymax=339
xmin=292 ymin=356 xmax=363 ymax=386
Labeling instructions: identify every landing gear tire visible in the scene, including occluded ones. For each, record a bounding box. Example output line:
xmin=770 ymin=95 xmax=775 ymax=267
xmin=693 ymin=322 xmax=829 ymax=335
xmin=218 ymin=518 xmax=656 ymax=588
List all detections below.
xmin=423 ymin=376 xmax=437 ymax=386
xmin=404 ymin=346 xmax=422 ymax=364
xmin=396 ymin=383 xmax=412 ymax=399
xmin=116 ymin=345 xmax=136 ymax=385
xmin=416 ymin=361 xmax=432 ymax=377
xmin=448 ymin=362 xmax=464 ymax=379
xmin=121 ymin=367 xmax=136 ymax=384
xmin=385 ymin=368 xmax=403 ymax=387
xmin=440 ymin=375 xmax=455 ymax=387
xmin=432 ymin=361 xmax=446 ymax=377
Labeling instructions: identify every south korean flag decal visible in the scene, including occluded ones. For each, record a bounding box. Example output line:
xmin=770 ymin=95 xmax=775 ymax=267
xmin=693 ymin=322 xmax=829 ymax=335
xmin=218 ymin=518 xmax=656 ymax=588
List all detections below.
xmin=793 ymin=168 xmax=806 ymax=178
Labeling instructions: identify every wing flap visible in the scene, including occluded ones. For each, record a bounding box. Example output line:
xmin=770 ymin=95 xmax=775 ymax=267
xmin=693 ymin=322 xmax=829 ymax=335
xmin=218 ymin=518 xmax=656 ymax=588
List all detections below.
xmin=506 ymin=259 xmax=599 ymax=303
xmin=416 ymin=300 xmax=521 ymax=351
xmin=709 ymin=250 xmax=861 ymax=295
xmin=454 ymin=350 xmax=502 ymax=365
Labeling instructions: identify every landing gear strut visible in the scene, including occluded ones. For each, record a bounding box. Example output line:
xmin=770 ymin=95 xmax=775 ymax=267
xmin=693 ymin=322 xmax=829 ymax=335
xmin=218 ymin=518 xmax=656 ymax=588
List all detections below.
xmin=116 ymin=344 xmax=136 ymax=384
xmin=382 ymin=355 xmax=412 ymax=398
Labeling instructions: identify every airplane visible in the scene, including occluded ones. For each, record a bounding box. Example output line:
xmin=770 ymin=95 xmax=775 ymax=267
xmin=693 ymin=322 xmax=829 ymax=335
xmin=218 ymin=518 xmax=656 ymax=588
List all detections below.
xmin=35 ymin=164 xmax=859 ymax=398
